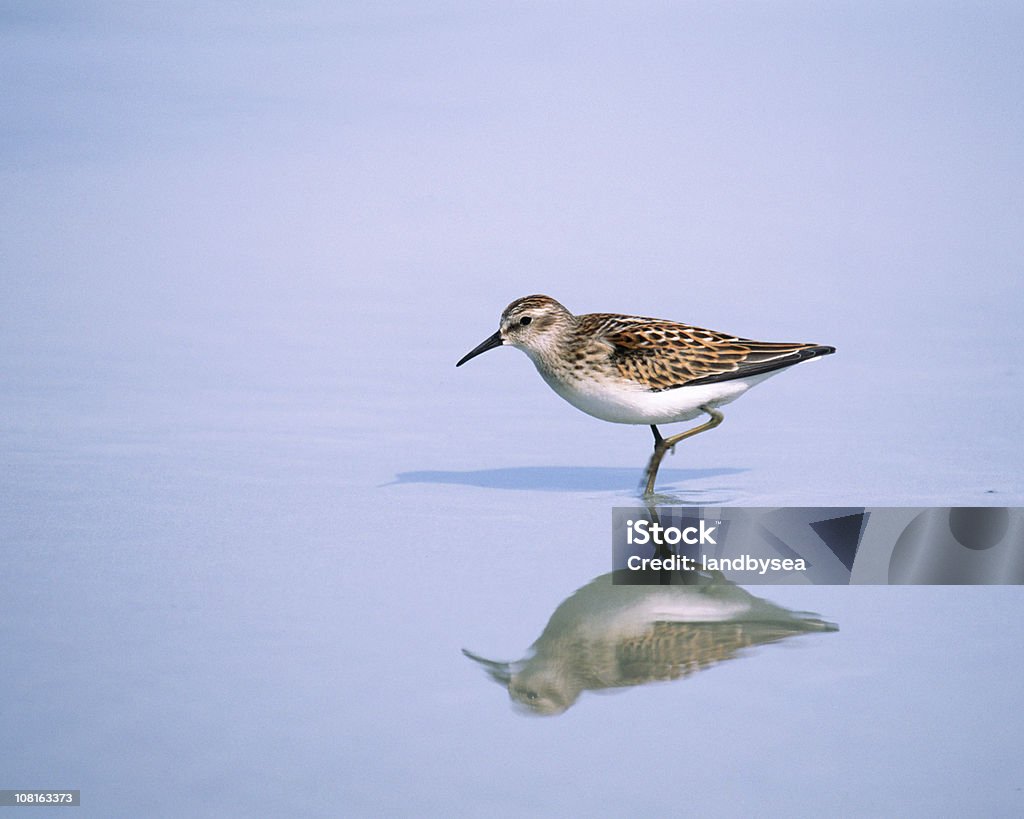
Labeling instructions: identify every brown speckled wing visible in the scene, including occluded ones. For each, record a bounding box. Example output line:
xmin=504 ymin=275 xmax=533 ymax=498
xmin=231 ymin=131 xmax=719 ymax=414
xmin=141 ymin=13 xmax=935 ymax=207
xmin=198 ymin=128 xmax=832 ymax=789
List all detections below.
xmin=613 ymin=621 xmax=814 ymax=685
xmin=560 ymin=620 xmax=823 ymax=691
xmin=580 ymin=313 xmax=832 ymax=392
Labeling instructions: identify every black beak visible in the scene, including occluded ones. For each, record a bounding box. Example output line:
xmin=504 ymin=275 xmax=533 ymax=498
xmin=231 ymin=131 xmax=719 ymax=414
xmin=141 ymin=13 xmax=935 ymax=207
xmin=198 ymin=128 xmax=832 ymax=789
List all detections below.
xmin=456 ymin=330 xmax=504 ymax=367
xmin=462 ymin=648 xmax=514 ymax=685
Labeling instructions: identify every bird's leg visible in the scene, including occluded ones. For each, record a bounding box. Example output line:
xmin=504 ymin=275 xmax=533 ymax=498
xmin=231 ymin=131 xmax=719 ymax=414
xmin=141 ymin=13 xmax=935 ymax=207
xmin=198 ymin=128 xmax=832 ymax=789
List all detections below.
xmin=642 ymin=406 xmax=725 ymax=496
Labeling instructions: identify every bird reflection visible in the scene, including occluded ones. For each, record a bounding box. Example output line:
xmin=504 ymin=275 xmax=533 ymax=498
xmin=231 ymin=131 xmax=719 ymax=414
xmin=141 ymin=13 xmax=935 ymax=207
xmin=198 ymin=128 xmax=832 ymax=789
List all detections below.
xmin=464 ymin=571 xmax=837 ymax=716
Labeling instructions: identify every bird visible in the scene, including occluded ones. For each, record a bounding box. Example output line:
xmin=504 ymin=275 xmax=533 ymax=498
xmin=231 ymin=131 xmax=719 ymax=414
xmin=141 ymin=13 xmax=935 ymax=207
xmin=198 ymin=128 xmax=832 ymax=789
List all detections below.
xmin=456 ymin=295 xmax=835 ymax=494
xmin=463 ymin=571 xmax=838 ymax=715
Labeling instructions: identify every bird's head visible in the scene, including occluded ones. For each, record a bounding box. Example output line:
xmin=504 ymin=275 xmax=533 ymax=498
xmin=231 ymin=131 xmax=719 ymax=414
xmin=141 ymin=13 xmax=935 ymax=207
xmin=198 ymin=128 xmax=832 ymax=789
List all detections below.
xmin=456 ymin=295 xmax=574 ymax=366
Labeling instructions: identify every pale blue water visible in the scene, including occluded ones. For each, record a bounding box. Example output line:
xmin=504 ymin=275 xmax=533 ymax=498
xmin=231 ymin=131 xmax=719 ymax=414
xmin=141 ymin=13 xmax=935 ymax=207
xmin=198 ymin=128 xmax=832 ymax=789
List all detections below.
xmin=2 ymin=4 xmax=1022 ymax=817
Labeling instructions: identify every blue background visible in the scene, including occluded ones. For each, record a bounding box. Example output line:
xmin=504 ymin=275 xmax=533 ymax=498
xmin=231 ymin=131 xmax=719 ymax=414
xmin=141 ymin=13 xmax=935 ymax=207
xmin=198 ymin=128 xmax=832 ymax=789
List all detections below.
xmin=2 ymin=4 xmax=1022 ymax=816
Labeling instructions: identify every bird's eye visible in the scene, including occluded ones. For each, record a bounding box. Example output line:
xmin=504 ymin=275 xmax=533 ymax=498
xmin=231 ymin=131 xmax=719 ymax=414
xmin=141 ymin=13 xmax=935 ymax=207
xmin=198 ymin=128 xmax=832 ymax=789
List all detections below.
xmin=519 ymin=316 xmax=532 ymax=326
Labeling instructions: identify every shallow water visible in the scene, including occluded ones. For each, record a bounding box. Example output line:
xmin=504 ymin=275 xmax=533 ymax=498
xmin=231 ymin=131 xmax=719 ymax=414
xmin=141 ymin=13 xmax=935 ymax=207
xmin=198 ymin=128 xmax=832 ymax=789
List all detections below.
xmin=2 ymin=4 xmax=1023 ymax=817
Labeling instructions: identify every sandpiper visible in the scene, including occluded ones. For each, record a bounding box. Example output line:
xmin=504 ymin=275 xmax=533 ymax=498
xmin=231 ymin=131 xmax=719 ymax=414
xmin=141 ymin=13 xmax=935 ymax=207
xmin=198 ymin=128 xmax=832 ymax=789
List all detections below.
xmin=456 ymin=295 xmax=835 ymax=494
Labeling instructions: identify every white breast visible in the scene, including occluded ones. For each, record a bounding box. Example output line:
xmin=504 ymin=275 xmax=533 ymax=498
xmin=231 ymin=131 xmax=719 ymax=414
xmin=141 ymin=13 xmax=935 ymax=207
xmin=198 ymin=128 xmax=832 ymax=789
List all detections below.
xmin=537 ymin=368 xmax=781 ymax=425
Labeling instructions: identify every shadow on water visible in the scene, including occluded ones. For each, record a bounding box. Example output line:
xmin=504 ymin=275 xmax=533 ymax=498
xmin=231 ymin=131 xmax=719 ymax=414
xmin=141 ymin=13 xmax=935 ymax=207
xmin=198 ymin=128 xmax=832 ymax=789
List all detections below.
xmin=464 ymin=570 xmax=837 ymax=716
xmin=390 ymin=466 xmax=746 ymax=493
